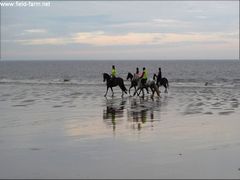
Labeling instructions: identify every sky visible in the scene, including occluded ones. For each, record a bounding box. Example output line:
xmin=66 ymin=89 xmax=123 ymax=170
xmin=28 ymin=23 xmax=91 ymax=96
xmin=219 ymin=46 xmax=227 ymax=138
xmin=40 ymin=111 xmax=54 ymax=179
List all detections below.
xmin=1 ymin=1 xmax=239 ymax=60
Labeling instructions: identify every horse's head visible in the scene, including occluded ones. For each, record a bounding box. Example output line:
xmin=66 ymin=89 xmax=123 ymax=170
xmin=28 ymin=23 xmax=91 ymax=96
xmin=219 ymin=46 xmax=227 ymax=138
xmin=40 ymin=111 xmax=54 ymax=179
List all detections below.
xmin=103 ymin=73 xmax=106 ymax=82
xmin=153 ymin=73 xmax=157 ymax=81
xmin=127 ymin=72 xmax=133 ymax=81
xmin=103 ymin=73 xmax=110 ymax=82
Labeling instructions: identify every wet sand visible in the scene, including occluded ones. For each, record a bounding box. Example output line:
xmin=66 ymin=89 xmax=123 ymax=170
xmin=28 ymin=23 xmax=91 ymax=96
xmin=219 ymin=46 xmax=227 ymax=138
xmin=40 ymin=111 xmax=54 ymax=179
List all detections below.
xmin=0 ymin=83 xmax=240 ymax=178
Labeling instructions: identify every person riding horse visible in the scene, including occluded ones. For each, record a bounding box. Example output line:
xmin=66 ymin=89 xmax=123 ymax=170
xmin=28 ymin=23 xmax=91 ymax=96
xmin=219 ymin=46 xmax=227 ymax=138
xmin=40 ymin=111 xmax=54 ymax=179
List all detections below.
xmin=111 ymin=65 xmax=117 ymax=83
xmin=153 ymin=67 xmax=169 ymax=93
xmin=134 ymin=67 xmax=140 ymax=80
xmin=140 ymin=67 xmax=148 ymax=87
xmin=156 ymin=67 xmax=162 ymax=86
xmin=132 ymin=66 xmax=160 ymax=98
xmin=103 ymin=65 xmax=127 ymax=97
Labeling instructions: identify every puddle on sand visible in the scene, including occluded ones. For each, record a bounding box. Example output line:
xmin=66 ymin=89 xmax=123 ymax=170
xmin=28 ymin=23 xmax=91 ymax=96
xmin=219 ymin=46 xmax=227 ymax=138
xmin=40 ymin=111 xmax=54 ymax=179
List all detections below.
xmin=218 ymin=111 xmax=235 ymax=115
xmin=53 ymin=105 xmax=63 ymax=108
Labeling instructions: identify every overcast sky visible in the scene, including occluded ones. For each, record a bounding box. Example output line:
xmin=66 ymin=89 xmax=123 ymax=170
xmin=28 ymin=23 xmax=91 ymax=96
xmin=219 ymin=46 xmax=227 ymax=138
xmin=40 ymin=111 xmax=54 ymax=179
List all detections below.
xmin=1 ymin=1 xmax=239 ymax=60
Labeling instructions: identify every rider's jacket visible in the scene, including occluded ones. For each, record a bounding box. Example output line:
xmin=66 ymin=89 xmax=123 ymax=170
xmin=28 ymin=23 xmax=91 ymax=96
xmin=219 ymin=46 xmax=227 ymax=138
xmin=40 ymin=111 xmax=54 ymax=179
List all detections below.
xmin=143 ymin=70 xmax=148 ymax=80
xmin=112 ymin=68 xmax=116 ymax=77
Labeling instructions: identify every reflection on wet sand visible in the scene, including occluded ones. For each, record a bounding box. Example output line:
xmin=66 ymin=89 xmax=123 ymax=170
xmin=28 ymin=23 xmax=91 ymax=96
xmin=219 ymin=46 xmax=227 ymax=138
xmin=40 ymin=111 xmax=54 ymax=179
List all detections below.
xmin=103 ymin=96 xmax=162 ymax=131
xmin=127 ymin=97 xmax=159 ymax=131
xmin=103 ymin=97 xmax=126 ymax=131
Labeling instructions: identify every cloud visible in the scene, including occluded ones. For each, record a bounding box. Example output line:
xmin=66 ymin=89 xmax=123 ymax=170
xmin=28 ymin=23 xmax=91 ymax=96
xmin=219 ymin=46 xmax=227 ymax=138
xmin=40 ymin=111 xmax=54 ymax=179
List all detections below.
xmin=109 ymin=18 xmax=191 ymax=29
xmin=195 ymin=15 xmax=207 ymax=19
xmin=24 ymin=29 xmax=47 ymax=33
xmin=16 ymin=31 xmax=238 ymax=47
xmin=187 ymin=9 xmax=204 ymax=13
xmin=17 ymin=38 xmax=69 ymax=45
xmin=152 ymin=18 xmax=189 ymax=25
xmin=71 ymin=32 xmax=154 ymax=46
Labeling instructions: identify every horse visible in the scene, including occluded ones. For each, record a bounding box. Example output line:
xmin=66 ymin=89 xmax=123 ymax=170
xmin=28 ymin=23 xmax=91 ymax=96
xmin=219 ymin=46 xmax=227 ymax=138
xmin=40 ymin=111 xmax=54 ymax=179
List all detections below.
xmin=126 ymin=72 xmax=149 ymax=95
xmin=103 ymin=73 xmax=127 ymax=97
xmin=133 ymin=78 xmax=160 ymax=99
xmin=153 ymin=74 xmax=169 ymax=93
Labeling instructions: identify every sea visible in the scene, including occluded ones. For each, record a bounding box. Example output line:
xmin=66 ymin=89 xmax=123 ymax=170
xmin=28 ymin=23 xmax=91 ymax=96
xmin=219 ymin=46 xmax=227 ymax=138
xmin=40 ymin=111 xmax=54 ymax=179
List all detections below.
xmin=0 ymin=60 xmax=240 ymax=88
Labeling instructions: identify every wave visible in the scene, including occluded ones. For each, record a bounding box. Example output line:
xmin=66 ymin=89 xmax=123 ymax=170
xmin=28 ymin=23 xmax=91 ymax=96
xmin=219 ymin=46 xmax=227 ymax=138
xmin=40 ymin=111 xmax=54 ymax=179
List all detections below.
xmin=0 ymin=78 xmax=239 ymax=88
xmin=0 ymin=78 xmax=104 ymax=86
xmin=172 ymin=82 xmax=236 ymax=88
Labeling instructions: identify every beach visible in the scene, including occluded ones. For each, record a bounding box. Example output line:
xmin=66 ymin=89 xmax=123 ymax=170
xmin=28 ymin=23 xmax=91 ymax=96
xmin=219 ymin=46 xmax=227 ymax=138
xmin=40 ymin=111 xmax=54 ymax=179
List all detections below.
xmin=0 ymin=60 xmax=240 ymax=178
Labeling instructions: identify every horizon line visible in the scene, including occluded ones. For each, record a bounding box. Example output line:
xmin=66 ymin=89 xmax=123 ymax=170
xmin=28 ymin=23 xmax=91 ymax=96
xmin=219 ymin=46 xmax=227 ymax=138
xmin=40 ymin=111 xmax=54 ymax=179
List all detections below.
xmin=0 ymin=59 xmax=239 ymax=62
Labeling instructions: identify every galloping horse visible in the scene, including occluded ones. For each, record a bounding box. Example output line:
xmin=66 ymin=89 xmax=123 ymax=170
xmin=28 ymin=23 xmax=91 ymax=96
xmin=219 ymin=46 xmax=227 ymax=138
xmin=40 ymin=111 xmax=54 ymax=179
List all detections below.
xmin=126 ymin=72 xmax=149 ymax=95
xmin=153 ymin=74 xmax=169 ymax=93
xmin=103 ymin=73 xmax=127 ymax=97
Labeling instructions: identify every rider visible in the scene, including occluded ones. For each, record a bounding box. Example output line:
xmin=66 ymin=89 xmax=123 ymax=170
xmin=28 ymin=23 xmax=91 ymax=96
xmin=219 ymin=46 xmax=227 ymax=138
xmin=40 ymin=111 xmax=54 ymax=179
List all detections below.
xmin=156 ymin=67 xmax=162 ymax=86
xmin=140 ymin=67 xmax=148 ymax=86
xmin=111 ymin=65 xmax=117 ymax=82
xmin=134 ymin=67 xmax=140 ymax=79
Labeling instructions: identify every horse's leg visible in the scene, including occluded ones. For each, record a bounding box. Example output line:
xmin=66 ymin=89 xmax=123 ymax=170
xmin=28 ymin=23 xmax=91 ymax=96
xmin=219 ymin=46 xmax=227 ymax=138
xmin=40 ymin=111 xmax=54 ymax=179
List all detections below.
xmin=150 ymin=87 xmax=154 ymax=99
xmin=158 ymin=84 xmax=161 ymax=94
xmin=110 ymin=87 xmax=114 ymax=97
xmin=133 ymin=87 xmax=140 ymax=96
xmin=120 ymin=85 xmax=125 ymax=97
xmin=137 ymin=86 xmax=143 ymax=96
xmin=142 ymin=87 xmax=145 ymax=98
xmin=136 ymin=84 xmax=141 ymax=96
xmin=146 ymin=87 xmax=149 ymax=94
xmin=154 ymin=84 xmax=160 ymax=97
xmin=137 ymin=88 xmax=142 ymax=96
xmin=137 ymin=89 xmax=141 ymax=96
xmin=129 ymin=85 xmax=133 ymax=94
xmin=104 ymin=87 xmax=109 ymax=97
xmin=164 ymin=84 xmax=168 ymax=93
xmin=133 ymin=87 xmax=137 ymax=96
xmin=121 ymin=90 xmax=124 ymax=97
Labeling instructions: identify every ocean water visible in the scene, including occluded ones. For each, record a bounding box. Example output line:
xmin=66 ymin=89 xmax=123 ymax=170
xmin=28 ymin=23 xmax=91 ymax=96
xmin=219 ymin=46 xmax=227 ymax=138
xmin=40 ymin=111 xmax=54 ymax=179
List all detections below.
xmin=0 ymin=60 xmax=240 ymax=178
xmin=0 ymin=60 xmax=240 ymax=87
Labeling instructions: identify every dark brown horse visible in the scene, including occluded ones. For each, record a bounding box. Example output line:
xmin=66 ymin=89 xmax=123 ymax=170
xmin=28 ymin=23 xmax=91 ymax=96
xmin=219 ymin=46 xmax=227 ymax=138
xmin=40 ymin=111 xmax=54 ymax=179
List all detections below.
xmin=153 ymin=74 xmax=169 ymax=93
xmin=103 ymin=73 xmax=127 ymax=97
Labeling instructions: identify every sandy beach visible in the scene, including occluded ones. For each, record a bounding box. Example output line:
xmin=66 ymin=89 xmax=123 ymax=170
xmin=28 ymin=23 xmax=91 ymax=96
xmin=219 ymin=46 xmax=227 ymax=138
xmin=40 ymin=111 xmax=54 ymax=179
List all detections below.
xmin=0 ymin=78 xmax=240 ymax=178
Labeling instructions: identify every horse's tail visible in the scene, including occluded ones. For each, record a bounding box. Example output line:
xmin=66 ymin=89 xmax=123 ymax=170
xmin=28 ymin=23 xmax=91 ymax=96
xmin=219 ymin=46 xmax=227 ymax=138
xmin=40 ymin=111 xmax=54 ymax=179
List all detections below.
xmin=166 ymin=79 xmax=169 ymax=89
xmin=120 ymin=79 xmax=128 ymax=94
xmin=122 ymin=85 xmax=127 ymax=94
xmin=153 ymin=83 xmax=160 ymax=97
xmin=162 ymin=77 xmax=169 ymax=89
